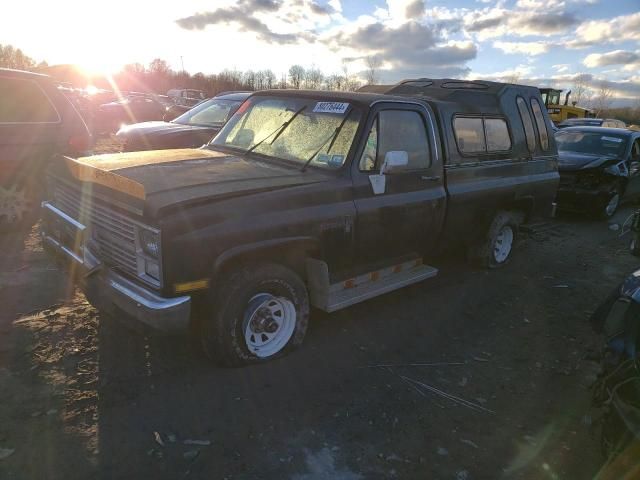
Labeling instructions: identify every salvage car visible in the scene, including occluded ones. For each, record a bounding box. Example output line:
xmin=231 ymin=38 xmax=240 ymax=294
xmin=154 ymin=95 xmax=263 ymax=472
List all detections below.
xmin=95 ymin=94 xmax=166 ymax=134
xmin=41 ymin=79 xmax=559 ymax=365
xmin=116 ymin=92 xmax=250 ymax=151
xmin=590 ymin=209 xmax=640 ymax=468
xmin=557 ymin=118 xmax=626 ymax=129
xmin=0 ymin=68 xmax=91 ymax=231
xmin=555 ymin=127 xmax=640 ymax=218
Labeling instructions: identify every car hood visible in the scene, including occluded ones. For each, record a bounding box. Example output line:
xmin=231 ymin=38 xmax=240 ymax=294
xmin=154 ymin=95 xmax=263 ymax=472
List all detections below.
xmin=62 ymin=148 xmax=330 ymax=216
xmin=558 ymin=151 xmax=618 ymax=172
xmin=116 ymin=121 xmax=217 ymax=138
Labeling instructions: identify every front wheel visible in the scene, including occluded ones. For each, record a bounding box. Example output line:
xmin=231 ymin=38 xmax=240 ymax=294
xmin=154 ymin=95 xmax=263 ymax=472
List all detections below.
xmin=0 ymin=182 xmax=39 ymax=233
xmin=200 ymin=263 xmax=309 ymax=367
xmin=599 ymin=184 xmax=622 ymax=219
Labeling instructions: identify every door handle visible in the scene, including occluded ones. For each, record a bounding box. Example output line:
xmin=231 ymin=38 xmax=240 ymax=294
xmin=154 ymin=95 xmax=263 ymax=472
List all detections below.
xmin=421 ymin=175 xmax=441 ymax=181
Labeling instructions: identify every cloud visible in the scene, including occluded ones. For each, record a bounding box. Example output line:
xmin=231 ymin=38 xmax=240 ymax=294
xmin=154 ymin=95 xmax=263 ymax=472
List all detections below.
xmin=405 ymin=0 xmax=426 ymax=18
xmin=464 ymin=8 xmax=580 ymax=39
xmin=568 ymin=12 xmax=640 ymax=48
xmin=477 ymin=70 xmax=640 ymax=103
xmin=176 ymin=0 xmax=330 ymax=44
xmin=493 ymin=40 xmax=551 ymax=55
xmin=328 ymin=0 xmax=342 ymax=13
xmin=583 ymin=50 xmax=640 ymax=68
xmin=324 ymin=20 xmax=477 ymax=79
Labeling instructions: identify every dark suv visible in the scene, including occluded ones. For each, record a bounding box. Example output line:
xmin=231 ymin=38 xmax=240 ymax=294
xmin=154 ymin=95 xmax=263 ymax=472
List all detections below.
xmin=0 ymin=68 xmax=91 ymax=230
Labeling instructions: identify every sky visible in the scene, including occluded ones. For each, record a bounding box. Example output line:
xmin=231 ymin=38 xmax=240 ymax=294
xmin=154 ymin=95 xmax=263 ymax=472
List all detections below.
xmin=1 ymin=0 xmax=639 ymax=104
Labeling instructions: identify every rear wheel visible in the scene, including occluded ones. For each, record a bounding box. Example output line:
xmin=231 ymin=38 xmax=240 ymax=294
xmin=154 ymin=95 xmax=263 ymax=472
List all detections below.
xmin=200 ymin=263 xmax=309 ymax=367
xmin=468 ymin=211 xmax=523 ymax=268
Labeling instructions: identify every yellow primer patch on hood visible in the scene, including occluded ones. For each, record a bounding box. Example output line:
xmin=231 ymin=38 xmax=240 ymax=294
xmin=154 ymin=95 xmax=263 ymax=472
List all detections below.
xmin=75 ymin=148 xmax=223 ymax=171
xmin=63 ymin=149 xmax=224 ymax=200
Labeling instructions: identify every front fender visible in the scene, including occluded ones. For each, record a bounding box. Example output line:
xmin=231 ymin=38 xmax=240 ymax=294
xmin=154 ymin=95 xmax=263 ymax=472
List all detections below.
xmin=212 ymin=237 xmax=320 ymax=277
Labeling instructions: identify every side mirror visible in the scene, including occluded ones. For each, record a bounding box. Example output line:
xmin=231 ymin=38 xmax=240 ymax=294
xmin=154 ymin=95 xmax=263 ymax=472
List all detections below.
xmin=380 ymin=150 xmax=408 ymax=174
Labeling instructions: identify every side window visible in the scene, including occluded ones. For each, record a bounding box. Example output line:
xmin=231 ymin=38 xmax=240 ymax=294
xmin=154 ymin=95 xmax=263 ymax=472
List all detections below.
xmin=484 ymin=118 xmax=511 ymax=151
xmin=454 ymin=116 xmax=511 ymax=154
xmin=0 ymin=77 xmax=59 ymax=123
xmin=454 ymin=117 xmax=485 ymax=153
xmin=360 ymin=110 xmax=431 ymax=171
xmin=516 ymin=97 xmax=536 ymax=152
xmin=530 ymin=98 xmax=549 ymax=151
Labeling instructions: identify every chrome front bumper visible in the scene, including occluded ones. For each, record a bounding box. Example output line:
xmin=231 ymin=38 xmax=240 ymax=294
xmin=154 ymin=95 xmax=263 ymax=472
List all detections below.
xmin=41 ymin=201 xmax=191 ymax=332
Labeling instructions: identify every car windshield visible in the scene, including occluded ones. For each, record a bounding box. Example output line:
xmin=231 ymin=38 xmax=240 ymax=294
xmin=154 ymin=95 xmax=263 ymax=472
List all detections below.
xmin=210 ymin=95 xmax=362 ymax=169
xmin=555 ymin=130 xmax=628 ymax=157
xmin=174 ymin=99 xmax=241 ymax=127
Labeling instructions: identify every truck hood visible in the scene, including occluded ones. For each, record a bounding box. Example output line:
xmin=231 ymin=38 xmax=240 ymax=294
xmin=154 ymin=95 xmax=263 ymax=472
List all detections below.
xmin=63 ymin=148 xmax=330 ymax=216
xmin=558 ymin=151 xmax=619 ymax=172
xmin=116 ymin=121 xmax=217 ymax=139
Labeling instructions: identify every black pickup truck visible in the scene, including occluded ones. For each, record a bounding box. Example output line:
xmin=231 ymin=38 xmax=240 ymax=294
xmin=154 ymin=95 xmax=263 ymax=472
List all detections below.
xmin=41 ymin=79 xmax=559 ymax=366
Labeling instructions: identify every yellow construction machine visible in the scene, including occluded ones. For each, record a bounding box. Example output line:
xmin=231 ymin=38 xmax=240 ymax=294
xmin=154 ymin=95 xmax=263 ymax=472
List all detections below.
xmin=539 ymin=88 xmax=592 ymax=124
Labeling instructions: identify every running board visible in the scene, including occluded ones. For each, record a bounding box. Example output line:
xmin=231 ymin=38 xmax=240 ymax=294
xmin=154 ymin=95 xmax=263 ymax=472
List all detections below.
xmin=306 ymin=258 xmax=438 ymax=313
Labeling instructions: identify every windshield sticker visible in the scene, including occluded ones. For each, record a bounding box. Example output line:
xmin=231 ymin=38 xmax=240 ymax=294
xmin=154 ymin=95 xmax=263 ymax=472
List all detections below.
xmin=602 ymin=136 xmax=623 ymax=143
xmin=329 ymin=155 xmax=344 ymax=167
xmin=316 ymin=153 xmax=330 ymax=164
xmin=313 ymin=102 xmax=350 ymax=114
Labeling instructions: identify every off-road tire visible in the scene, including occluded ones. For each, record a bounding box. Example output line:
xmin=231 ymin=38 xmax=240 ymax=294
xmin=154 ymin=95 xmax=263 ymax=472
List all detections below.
xmin=200 ymin=263 xmax=309 ymax=367
xmin=468 ymin=211 xmax=524 ymax=269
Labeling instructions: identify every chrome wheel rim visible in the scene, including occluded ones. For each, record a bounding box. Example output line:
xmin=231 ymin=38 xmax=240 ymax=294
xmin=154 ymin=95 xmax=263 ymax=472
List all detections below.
xmin=243 ymin=293 xmax=296 ymax=358
xmin=493 ymin=225 xmax=514 ymax=263
xmin=605 ymin=193 xmax=620 ymax=217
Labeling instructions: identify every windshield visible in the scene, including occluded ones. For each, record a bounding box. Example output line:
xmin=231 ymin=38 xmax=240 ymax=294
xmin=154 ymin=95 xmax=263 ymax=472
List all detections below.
xmin=174 ymin=99 xmax=241 ymax=127
xmin=555 ymin=131 xmax=628 ymax=157
xmin=210 ymin=95 xmax=362 ymax=169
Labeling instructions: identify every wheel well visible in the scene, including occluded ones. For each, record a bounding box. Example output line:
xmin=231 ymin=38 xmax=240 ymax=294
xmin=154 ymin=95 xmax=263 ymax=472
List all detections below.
xmin=213 ymin=242 xmax=319 ymax=283
xmin=506 ymin=198 xmax=534 ymax=222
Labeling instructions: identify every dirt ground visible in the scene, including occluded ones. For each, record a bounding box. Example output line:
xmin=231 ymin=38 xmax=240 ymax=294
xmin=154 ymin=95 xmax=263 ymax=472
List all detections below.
xmin=0 ymin=140 xmax=638 ymax=479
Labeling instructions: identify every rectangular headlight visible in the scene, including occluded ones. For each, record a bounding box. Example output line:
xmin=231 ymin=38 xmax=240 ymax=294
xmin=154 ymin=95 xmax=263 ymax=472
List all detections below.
xmin=139 ymin=228 xmax=160 ymax=258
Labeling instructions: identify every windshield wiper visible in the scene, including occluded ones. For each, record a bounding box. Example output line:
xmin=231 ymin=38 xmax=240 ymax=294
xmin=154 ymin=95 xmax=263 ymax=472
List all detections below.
xmin=245 ymin=105 xmax=307 ymax=156
xmin=301 ymin=108 xmax=352 ymax=172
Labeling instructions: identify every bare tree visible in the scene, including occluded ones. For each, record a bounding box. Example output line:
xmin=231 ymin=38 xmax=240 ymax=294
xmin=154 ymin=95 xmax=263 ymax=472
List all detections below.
xmin=304 ymin=67 xmax=324 ymax=89
xmin=262 ymin=69 xmax=276 ymax=90
xmin=592 ymin=81 xmax=614 ymax=117
xmin=0 ymin=44 xmax=36 ymax=70
xmin=502 ymin=72 xmax=520 ymax=84
xmin=288 ymin=65 xmax=305 ymax=89
xmin=571 ymin=73 xmax=592 ymax=107
xmin=364 ymin=55 xmax=381 ymax=85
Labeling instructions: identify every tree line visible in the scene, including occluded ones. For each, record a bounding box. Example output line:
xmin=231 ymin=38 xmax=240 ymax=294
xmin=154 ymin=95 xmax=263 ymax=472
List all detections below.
xmin=106 ymin=59 xmax=367 ymax=97
xmin=1 ymin=43 xmax=638 ymax=124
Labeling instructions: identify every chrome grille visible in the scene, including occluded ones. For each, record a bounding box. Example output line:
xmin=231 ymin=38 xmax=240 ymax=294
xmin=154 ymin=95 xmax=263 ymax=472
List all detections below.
xmin=53 ymin=180 xmax=138 ymax=276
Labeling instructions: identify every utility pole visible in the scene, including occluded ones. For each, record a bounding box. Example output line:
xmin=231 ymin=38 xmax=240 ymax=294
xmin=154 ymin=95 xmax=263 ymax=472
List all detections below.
xmin=180 ymin=56 xmax=185 ymax=74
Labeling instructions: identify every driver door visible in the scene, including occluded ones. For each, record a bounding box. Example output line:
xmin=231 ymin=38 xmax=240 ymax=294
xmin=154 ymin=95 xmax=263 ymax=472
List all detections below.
xmin=351 ymin=103 xmax=446 ymax=265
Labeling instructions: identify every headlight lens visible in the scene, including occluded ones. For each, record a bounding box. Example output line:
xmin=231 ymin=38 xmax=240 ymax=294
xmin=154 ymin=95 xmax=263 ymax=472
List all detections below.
xmin=139 ymin=228 xmax=160 ymax=258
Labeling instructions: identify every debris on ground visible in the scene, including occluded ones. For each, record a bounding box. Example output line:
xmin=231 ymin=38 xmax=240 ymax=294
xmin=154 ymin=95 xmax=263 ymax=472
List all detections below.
xmin=154 ymin=431 xmax=165 ymax=447
xmin=183 ymin=450 xmax=200 ymax=461
xmin=183 ymin=439 xmax=211 ymax=446
xmin=0 ymin=447 xmax=15 ymax=460
xmin=460 ymin=439 xmax=479 ymax=449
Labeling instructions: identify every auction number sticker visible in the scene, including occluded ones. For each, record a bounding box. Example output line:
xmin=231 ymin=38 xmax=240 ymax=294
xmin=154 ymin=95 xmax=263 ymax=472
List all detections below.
xmin=313 ymin=102 xmax=350 ymax=114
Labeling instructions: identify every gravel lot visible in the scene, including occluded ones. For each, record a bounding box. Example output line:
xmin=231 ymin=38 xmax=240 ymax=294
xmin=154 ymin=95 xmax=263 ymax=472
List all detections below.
xmin=0 ymin=139 xmax=637 ymax=479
